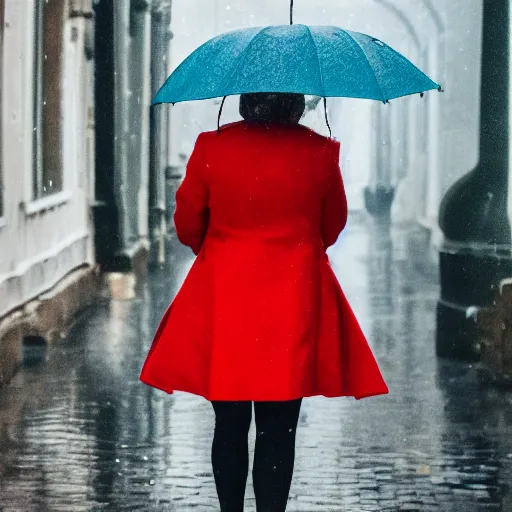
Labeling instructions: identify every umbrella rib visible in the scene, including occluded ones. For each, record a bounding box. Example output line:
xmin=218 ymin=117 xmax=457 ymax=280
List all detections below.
xmin=339 ymin=29 xmax=387 ymax=103
xmin=304 ymin=26 xmax=326 ymax=99
xmin=220 ymin=27 xmax=273 ymax=98
xmin=378 ymin=43 xmax=440 ymax=99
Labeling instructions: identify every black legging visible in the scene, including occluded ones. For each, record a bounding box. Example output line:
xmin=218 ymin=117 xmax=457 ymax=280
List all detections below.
xmin=211 ymin=399 xmax=303 ymax=512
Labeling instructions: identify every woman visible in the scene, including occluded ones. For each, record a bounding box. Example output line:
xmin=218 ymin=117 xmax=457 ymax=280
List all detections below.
xmin=140 ymin=92 xmax=389 ymax=511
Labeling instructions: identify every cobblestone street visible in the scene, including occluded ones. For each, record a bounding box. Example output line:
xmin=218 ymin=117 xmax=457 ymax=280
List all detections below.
xmin=0 ymin=218 xmax=511 ymax=512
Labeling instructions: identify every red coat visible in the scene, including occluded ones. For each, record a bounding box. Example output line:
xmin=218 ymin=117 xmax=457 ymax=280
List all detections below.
xmin=140 ymin=121 xmax=388 ymax=401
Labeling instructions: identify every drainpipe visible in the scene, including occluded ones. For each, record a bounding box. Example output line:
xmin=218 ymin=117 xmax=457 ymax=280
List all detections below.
xmin=131 ymin=0 xmax=152 ymax=248
xmin=113 ymin=0 xmax=132 ymax=255
xmin=149 ymin=0 xmax=173 ymax=266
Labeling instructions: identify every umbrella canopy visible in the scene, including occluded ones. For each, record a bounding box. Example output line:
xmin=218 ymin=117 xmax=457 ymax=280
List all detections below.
xmin=152 ymin=24 xmax=441 ymax=106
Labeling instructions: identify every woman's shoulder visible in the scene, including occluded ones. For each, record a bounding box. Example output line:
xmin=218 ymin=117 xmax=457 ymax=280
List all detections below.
xmin=296 ymin=124 xmax=338 ymax=145
xmin=292 ymin=126 xmax=340 ymax=159
xmin=200 ymin=122 xmax=339 ymax=151
xmin=202 ymin=121 xmax=245 ymax=138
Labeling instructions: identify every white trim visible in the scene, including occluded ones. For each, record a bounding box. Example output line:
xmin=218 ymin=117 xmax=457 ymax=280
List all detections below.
xmin=0 ymin=229 xmax=89 ymax=283
xmin=28 ymin=0 xmax=68 ymax=203
xmin=23 ymin=189 xmax=72 ymax=216
xmin=63 ymin=18 xmax=80 ymax=193
xmin=24 ymin=0 xmax=37 ymax=206
xmin=0 ymin=233 xmax=91 ymax=319
xmin=440 ymin=239 xmax=512 ymax=256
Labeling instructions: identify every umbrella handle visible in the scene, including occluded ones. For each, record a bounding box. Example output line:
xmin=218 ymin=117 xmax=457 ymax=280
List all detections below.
xmin=217 ymin=96 xmax=227 ymax=135
xmin=323 ymin=98 xmax=332 ymax=138
xmin=290 ymin=0 xmax=294 ymax=24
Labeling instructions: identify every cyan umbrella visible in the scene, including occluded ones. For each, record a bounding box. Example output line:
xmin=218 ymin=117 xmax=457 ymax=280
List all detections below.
xmin=152 ymin=24 xmax=441 ymax=106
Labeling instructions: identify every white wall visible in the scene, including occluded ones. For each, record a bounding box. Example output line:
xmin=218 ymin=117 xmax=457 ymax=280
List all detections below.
xmin=0 ymin=0 xmax=94 ymax=318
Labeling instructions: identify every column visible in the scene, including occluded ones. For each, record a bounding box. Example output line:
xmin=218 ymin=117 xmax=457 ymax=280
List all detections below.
xmin=129 ymin=0 xmax=152 ymax=247
xmin=149 ymin=0 xmax=173 ymax=266
xmin=112 ymin=0 xmax=131 ymax=251
xmin=364 ymin=104 xmax=395 ymax=217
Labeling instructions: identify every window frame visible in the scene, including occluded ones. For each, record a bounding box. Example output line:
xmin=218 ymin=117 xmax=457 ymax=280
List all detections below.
xmin=30 ymin=0 xmax=66 ymax=204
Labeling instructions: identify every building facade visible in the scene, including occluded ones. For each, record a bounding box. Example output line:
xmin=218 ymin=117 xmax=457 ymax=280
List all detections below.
xmin=0 ymin=0 xmax=175 ymax=387
xmin=0 ymin=0 xmax=97 ymax=386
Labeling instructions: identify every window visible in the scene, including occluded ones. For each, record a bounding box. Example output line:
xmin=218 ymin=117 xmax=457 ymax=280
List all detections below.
xmin=0 ymin=0 xmax=4 ymax=217
xmin=33 ymin=0 xmax=64 ymax=199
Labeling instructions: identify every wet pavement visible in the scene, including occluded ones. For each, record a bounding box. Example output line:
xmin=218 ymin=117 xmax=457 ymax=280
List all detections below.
xmin=1 ymin=217 xmax=512 ymax=512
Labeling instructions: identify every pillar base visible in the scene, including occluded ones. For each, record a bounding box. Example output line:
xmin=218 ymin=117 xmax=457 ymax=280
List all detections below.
xmin=364 ymin=186 xmax=395 ymax=217
xmin=436 ymin=248 xmax=512 ymax=361
xmin=102 ymin=243 xmax=149 ymax=277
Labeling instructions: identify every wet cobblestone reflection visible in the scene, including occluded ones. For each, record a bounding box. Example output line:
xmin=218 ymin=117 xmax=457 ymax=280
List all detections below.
xmin=0 ymin=218 xmax=511 ymax=511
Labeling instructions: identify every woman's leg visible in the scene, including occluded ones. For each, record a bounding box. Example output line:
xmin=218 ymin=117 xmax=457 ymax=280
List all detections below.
xmin=252 ymin=398 xmax=303 ymax=512
xmin=211 ymin=400 xmax=253 ymax=511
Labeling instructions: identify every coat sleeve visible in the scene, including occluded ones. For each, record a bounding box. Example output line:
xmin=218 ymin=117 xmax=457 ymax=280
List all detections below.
xmin=174 ymin=133 xmax=210 ymax=255
xmin=321 ymin=139 xmax=348 ymax=250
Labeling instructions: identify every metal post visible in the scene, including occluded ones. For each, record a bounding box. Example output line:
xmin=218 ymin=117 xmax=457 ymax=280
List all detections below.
xmin=436 ymin=0 xmax=512 ymax=360
xmin=130 ymin=0 xmax=152 ymax=246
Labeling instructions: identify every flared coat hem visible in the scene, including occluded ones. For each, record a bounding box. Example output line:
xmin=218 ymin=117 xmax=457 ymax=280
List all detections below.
xmin=138 ymin=252 xmax=390 ymax=402
xmin=138 ymin=376 xmax=389 ymax=402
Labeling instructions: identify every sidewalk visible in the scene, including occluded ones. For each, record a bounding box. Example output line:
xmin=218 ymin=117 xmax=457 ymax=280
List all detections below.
xmin=0 ymin=217 xmax=511 ymax=511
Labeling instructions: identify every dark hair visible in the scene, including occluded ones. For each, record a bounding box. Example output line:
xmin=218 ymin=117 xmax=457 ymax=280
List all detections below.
xmin=239 ymin=93 xmax=306 ymax=125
